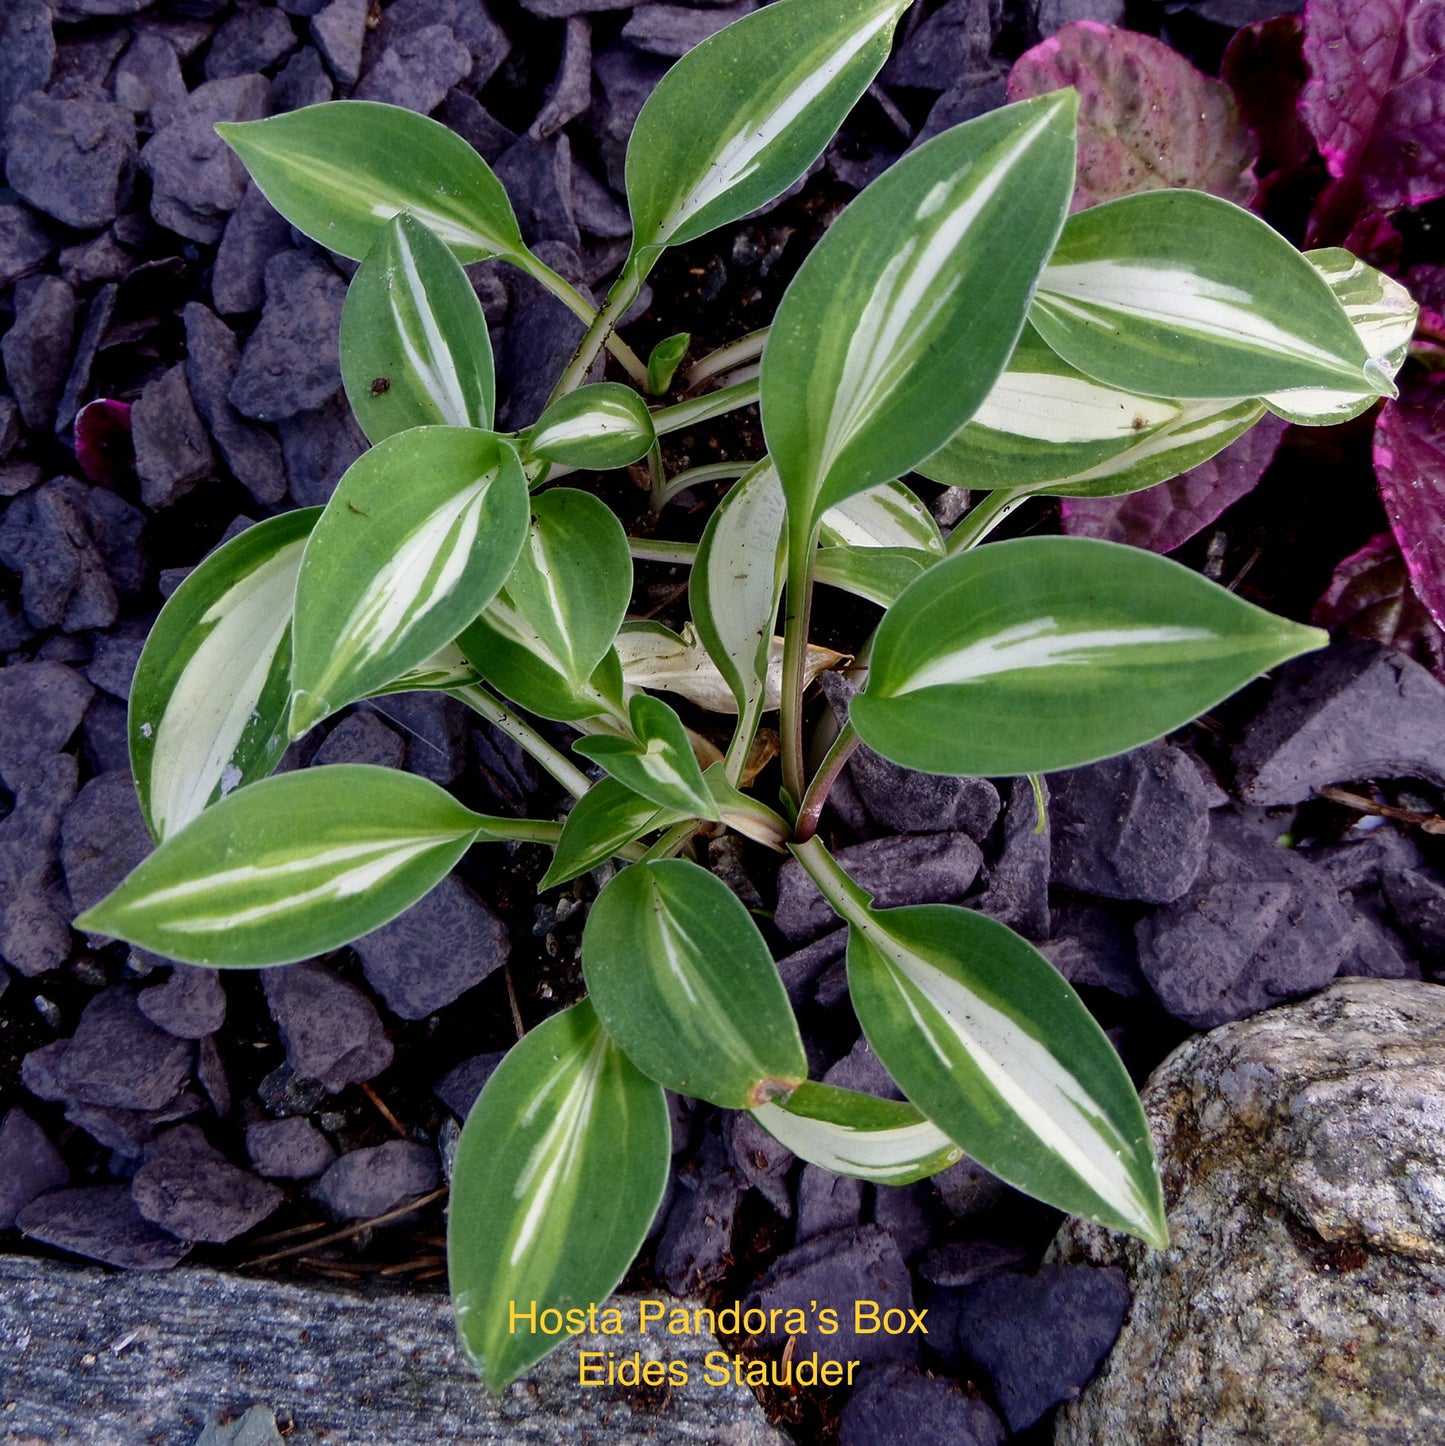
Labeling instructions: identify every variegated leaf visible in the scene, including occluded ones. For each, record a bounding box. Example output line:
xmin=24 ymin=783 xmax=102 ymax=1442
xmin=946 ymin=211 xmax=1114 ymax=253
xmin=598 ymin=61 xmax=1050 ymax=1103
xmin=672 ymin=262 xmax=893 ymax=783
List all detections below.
xmin=289 ymin=428 xmax=529 ymax=738
xmin=814 ymin=544 xmax=935 ymax=607
xmin=582 ymin=858 xmax=807 ymax=1108
xmin=523 ymin=383 xmax=656 ymax=470
xmin=366 ymin=643 xmax=481 ymax=697
xmin=450 ymin=1000 xmax=670 ymax=1390
xmin=1264 ymin=249 xmax=1419 ymax=425
xmin=626 ymin=0 xmax=910 ymax=256
xmin=539 ymin=777 xmax=681 ymax=891
xmin=751 ymin=1082 xmax=964 ymax=1185
xmin=340 ymin=211 xmax=495 ymax=443
xmin=702 ymin=763 xmax=791 ymax=850
xmin=762 ymin=92 xmax=1077 ymax=551
xmin=459 ymin=610 xmax=627 ymax=724
xmin=74 ymin=766 xmax=486 ymax=966
xmin=819 ymin=479 xmax=943 ymax=553
xmin=217 ymin=102 xmax=527 ymax=264
xmin=793 ymin=838 xmax=1167 ymax=1244
xmin=574 ymin=694 xmax=719 ymax=820
xmin=852 ymin=535 xmax=1325 ymax=775
xmin=1032 ymin=191 xmax=1386 ymax=401
xmin=131 ymin=509 xmax=319 ymax=843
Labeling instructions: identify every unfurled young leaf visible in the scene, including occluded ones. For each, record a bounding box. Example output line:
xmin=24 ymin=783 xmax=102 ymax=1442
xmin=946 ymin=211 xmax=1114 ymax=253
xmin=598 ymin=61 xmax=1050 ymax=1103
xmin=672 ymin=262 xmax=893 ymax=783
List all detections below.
xmin=793 ymin=839 xmax=1167 ymax=1245
xmin=75 ymin=766 xmax=486 ymax=966
xmin=814 ymin=544 xmax=935 ymax=609
xmin=450 ymin=1000 xmax=670 ymax=1391
xmin=539 ymin=778 xmax=681 ymax=891
xmin=751 ymin=1082 xmax=963 ymax=1185
xmin=626 ymin=0 xmax=910 ymax=257
xmin=340 ymin=212 xmax=495 ymax=443
xmin=763 ymin=92 xmax=1077 ymax=545
xmin=366 ymin=643 xmax=481 ymax=697
xmin=132 ymin=509 xmax=319 ymax=842
xmin=574 ymin=693 xmax=718 ymax=820
xmin=852 ymin=536 xmax=1326 ymax=776
xmin=522 ymin=383 xmax=656 ymax=470
xmin=216 ymin=102 xmax=527 ymax=264
xmin=646 ymin=332 xmax=690 ymax=395
xmin=1031 ymin=190 xmax=1387 ymax=401
xmin=289 ymin=428 xmax=529 ymax=738
xmin=460 ymin=611 xmax=627 ymax=724
xmin=582 ymin=859 xmax=807 ymax=1108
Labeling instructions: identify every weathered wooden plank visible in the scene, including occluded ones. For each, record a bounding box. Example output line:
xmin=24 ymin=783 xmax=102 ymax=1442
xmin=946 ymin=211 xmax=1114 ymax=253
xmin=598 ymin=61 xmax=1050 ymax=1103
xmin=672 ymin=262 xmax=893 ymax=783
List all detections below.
xmin=0 ymin=1255 xmax=787 ymax=1445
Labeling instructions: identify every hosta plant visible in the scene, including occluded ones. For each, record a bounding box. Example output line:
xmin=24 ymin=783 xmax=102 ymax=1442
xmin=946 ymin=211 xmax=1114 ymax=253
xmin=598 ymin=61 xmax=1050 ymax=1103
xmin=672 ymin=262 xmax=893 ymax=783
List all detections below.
xmin=76 ymin=0 xmax=1415 ymax=1392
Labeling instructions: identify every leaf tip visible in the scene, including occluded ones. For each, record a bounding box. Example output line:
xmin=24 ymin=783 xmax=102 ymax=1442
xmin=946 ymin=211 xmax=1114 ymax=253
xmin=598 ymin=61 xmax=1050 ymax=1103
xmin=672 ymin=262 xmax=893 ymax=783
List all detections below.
xmin=287 ymin=689 xmax=328 ymax=741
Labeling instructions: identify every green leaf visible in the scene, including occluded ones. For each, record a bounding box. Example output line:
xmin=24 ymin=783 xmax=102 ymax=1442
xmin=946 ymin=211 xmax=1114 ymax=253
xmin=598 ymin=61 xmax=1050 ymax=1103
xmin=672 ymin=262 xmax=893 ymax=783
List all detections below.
xmin=340 ymin=212 xmax=495 ymax=443
xmin=762 ymin=92 xmax=1077 ymax=549
xmin=459 ymin=616 xmax=627 ymax=724
xmin=74 ymin=765 xmax=483 ymax=966
xmin=130 ymin=510 xmax=318 ymax=842
xmin=539 ymin=778 xmax=681 ymax=891
xmin=365 ymin=642 xmax=481 ymax=697
xmin=1031 ymin=190 xmax=1385 ymax=401
xmin=691 ymin=459 xmax=786 ymax=726
xmin=450 ymin=999 xmax=670 ymax=1391
xmin=852 ymin=535 xmax=1326 ymax=776
xmin=625 ymin=0 xmax=910 ymax=256
xmin=818 ymin=479 xmax=943 ymax=554
xmin=573 ymin=694 xmax=719 ymax=820
xmin=289 ymin=428 xmax=529 ymax=737
xmin=646 ymin=332 xmax=690 ymax=395
xmin=751 ymin=1082 xmax=963 ymax=1185
xmin=1264 ymin=249 xmax=1419 ymax=426
xmin=814 ymin=544 xmax=935 ymax=608
xmin=582 ymin=859 xmax=807 ymax=1108
xmin=216 ymin=102 xmax=527 ymax=264
xmin=522 ymin=383 xmax=656 ymax=471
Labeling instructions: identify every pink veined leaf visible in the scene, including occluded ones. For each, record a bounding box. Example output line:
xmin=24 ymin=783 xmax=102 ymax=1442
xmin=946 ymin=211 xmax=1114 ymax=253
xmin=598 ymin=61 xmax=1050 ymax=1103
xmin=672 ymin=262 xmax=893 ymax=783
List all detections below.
xmin=1300 ymin=0 xmax=1445 ymax=236
xmin=1059 ymin=414 xmax=1289 ymax=555
xmin=1312 ymin=530 xmax=1445 ymax=682
xmin=73 ymin=399 xmax=134 ymax=487
xmin=1007 ymin=20 xmax=1258 ymax=212
xmin=1374 ymin=373 xmax=1445 ymax=638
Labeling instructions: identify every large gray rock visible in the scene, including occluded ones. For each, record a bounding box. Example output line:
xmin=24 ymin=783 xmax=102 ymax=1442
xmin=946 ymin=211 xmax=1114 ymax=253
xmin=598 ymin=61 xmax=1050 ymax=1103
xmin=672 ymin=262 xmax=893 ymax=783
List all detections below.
xmin=4 ymin=94 xmax=135 ymax=230
xmin=1052 ymin=978 xmax=1445 ymax=1446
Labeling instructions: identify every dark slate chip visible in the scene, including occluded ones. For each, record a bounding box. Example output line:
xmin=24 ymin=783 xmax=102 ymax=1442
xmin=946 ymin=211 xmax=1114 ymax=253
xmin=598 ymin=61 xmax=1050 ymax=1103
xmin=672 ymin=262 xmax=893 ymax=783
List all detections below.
xmin=140 ymin=74 xmax=270 ymax=243
xmin=355 ymin=22 xmax=471 ymax=113
xmin=212 ymin=181 xmax=294 ymax=316
xmin=931 ymin=1156 xmax=1015 ymax=1219
xmin=113 ymin=31 xmax=189 ymax=124
xmin=1050 ymin=742 xmax=1214 ymax=905
xmin=247 ymin=1115 xmax=337 ymax=1179
xmin=61 ymin=767 xmax=153 ymax=923
xmin=1031 ymin=0 xmax=1125 ymax=40
xmin=262 ymin=960 xmax=395 ymax=1092
xmin=314 ymin=1140 xmax=442 ymax=1219
xmin=278 ymin=393 xmax=368 ymax=506
xmin=773 ymin=833 xmax=984 ymax=943
xmin=0 ymin=0 xmax=54 ymax=125
xmin=954 ymin=1264 xmax=1131 ymax=1433
xmin=530 ymin=14 xmax=592 ymax=139
xmin=311 ymin=0 xmax=368 ymax=85
xmin=50 ymin=987 xmax=194 ymax=1114
xmin=2 ymin=275 xmax=75 ymax=432
xmin=256 ymin=1063 xmax=330 ymax=1118
xmin=1042 ymin=900 xmax=1145 ymax=998
xmin=230 ymin=249 xmax=348 ymax=421
xmin=589 ymin=42 xmax=669 ymax=193
xmin=776 ymin=928 xmax=847 ymax=1007
xmin=138 ymin=966 xmax=227 ymax=1040
xmin=729 ymin=1111 xmax=794 ymax=1219
xmin=916 ymin=1239 xmax=1033 ymax=1289
xmin=0 ymin=1107 xmax=69 ymax=1231
xmin=745 ymin=1225 xmax=918 ymax=1368
xmin=371 ymin=0 xmax=511 ymax=91
xmin=0 ymin=396 xmax=19 ymax=459
xmin=132 ymin=362 xmax=217 ymax=509
xmin=840 ymin=1363 xmax=1006 ymax=1446
xmin=1384 ymin=867 xmax=1445 ymax=956
xmin=913 ymin=67 xmax=1010 ymax=148
xmin=655 ymin=1118 xmax=745 ymax=1294
xmin=493 ymin=134 xmax=581 ymax=250
xmin=973 ymin=776 xmax=1050 ymax=940
xmin=883 ymin=0 xmax=1002 ymax=91
xmin=519 ymin=0 xmax=633 ymax=16
xmin=823 ymin=1035 xmax=905 ymax=1100
xmin=270 ymin=44 xmax=335 ymax=112
xmin=204 ymin=7 xmax=299 ymax=80
xmin=872 ymin=1181 xmax=944 ymax=1263
xmin=17 ymin=1184 xmax=192 ymax=1269
xmin=0 ymin=660 xmax=93 ymax=789
xmin=83 ymin=693 xmax=129 ymax=773
xmin=442 ymin=89 xmax=517 ymax=164
xmin=132 ymin=1124 xmax=283 ymax=1242
xmin=797 ymin=1164 xmax=864 ymax=1242
xmin=434 ymin=1051 xmax=506 ymax=1120
xmin=622 ymin=1 xmax=759 ymax=58
xmin=313 ymin=711 xmax=406 ymax=769
xmin=55 ymin=281 xmax=118 ymax=438
xmin=5 ymin=95 xmax=136 ymax=230
xmin=197 ymin=1033 xmax=231 ymax=1117
xmin=0 ymin=200 xmax=55 ymax=288
xmin=353 ymin=874 xmax=510 ymax=1021
xmin=0 ymin=756 xmax=79 ymax=979
xmin=372 ymin=690 xmax=468 ymax=785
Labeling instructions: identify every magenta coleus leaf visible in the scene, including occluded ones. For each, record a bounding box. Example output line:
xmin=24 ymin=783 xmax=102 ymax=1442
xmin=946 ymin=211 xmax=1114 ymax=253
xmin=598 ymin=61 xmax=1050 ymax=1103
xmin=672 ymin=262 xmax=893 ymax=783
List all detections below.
xmin=1222 ymin=16 xmax=1315 ymax=188
xmin=1374 ymin=373 xmax=1445 ymax=637
xmin=1007 ymin=20 xmax=1257 ymax=212
xmin=73 ymin=399 xmax=134 ymax=487
xmin=1060 ymin=414 xmax=1288 ymax=555
xmin=1301 ymin=0 xmax=1445 ymax=234
xmin=1313 ymin=530 xmax=1445 ymax=681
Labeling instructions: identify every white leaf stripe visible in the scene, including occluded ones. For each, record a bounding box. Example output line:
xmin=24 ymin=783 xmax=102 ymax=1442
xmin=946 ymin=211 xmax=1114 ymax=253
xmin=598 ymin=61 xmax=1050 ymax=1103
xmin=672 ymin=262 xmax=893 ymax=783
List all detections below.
xmin=366 ymin=197 xmax=510 ymax=257
xmin=892 ymin=617 xmax=1216 ymax=696
xmin=820 ymin=481 xmax=942 ymax=551
xmin=151 ymin=537 xmax=305 ymax=840
xmin=751 ymin=1100 xmax=960 ymax=1180
xmin=971 ymin=370 xmax=1180 ymax=444
xmin=819 ymin=103 xmax=1062 ymax=485
xmin=654 ymin=3 xmax=901 ymax=244
xmin=530 ymin=405 xmax=648 ymax=450
xmin=390 ymin=219 xmax=475 ymax=426
xmin=862 ymin=922 xmax=1154 ymax=1222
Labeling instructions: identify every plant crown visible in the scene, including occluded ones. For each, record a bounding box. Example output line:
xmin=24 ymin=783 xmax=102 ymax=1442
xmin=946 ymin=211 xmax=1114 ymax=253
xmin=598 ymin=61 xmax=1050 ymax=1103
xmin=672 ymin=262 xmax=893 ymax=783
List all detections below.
xmin=76 ymin=0 xmax=1417 ymax=1392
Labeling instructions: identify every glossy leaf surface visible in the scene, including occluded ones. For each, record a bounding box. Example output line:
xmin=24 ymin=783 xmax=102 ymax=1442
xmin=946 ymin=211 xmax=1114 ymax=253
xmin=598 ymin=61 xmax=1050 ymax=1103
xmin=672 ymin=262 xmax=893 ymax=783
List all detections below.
xmin=853 ymin=536 xmax=1326 ymax=775
xmin=450 ymin=1000 xmax=670 ymax=1390
xmin=340 ymin=212 xmax=495 ymax=442
xmin=582 ymin=859 xmax=807 ymax=1108
xmin=523 ymin=383 xmax=656 ymax=470
xmin=290 ymin=428 xmax=528 ymax=736
xmin=814 ymin=544 xmax=934 ymax=608
xmin=131 ymin=510 xmax=316 ymax=842
xmin=75 ymin=766 xmax=483 ymax=966
xmin=763 ymin=92 xmax=1076 ymax=542
xmin=539 ymin=777 xmax=679 ymax=891
xmin=626 ymin=0 xmax=909 ymax=254
xmin=574 ymin=694 xmax=718 ymax=820
xmin=647 ymin=332 xmax=690 ymax=395
xmin=818 ymin=479 xmax=943 ymax=554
